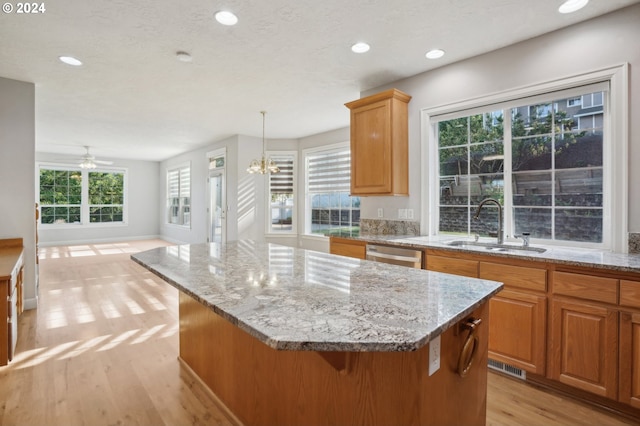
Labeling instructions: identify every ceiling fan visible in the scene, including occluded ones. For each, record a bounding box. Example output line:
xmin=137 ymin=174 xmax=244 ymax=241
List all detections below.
xmin=73 ymin=146 xmax=113 ymax=169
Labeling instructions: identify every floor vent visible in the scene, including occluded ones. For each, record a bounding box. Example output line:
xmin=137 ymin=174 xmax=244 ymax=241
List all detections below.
xmin=488 ymin=359 xmax=526 ymax=380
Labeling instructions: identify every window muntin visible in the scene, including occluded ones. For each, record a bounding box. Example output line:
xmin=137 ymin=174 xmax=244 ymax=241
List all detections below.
xmin=437 ymin=88 xmax=605 ymax=245
xmin=304 ymin=144 xmax=360 ymax=236
xmin=167 ymin=165 xmax=191 ymax=227
xmin=39 ymin=166 xmax=126 ymax=226
xmin=268 ymin=153 xmax=296 ymax=233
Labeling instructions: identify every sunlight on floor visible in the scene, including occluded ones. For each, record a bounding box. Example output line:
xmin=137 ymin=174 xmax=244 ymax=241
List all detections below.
xmin=11 ymin=324 xmax=178 ymax=370
xmin=39 ymin=242 xmax=149 ymax=260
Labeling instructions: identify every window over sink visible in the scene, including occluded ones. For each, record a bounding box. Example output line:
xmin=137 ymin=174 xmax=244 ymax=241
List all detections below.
xmin=425 ymin=65 xmax=629 ymax=251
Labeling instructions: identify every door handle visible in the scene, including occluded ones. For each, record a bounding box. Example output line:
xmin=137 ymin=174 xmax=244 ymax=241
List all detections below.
xmin=457 ymin=317 xmax=482 ymax=378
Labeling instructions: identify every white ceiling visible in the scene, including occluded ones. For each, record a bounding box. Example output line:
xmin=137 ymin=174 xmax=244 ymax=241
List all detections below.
xmin=1 ymin=0 xmax=638 ymax=162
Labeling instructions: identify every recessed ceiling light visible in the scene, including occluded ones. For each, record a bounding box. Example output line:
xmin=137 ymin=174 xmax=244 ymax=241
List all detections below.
xmin=351 ymin=42 xmax=370 ymax=53
xmin=425 ymin=49 xmax=445 ymax=59
xmin=59 ymin=56 xmax=82 ymax=66
xmin=215 ymin=10 xmax=238 ymax=26
xmin=558 ymin=0 xmax=589 ymax=14
xmin=176 ymin=51 xmax=192 ymax=62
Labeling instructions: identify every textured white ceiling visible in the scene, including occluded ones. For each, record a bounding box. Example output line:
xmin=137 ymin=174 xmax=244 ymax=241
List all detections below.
xmin=1 ymin=0 xmax=638 ymax=161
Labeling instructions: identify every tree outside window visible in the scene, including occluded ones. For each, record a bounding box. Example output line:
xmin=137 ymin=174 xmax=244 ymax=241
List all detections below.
xmin=39 ymin=167 xmax=126 ymax=225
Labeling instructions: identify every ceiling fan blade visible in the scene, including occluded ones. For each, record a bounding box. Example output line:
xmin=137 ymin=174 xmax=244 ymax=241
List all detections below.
xmin=94 ymin=160 xmax=114 ymax=165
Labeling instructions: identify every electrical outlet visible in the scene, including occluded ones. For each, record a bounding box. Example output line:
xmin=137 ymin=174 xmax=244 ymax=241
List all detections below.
xmin=398 ymin=209 xmax=407 ymax=219
xmin=407 ymin=209 xmax=414 ymax=219
xmin=428 ymin=335 xmax=441 ymax=376
xmin=377 ymin=208 xmax=384 ymax=218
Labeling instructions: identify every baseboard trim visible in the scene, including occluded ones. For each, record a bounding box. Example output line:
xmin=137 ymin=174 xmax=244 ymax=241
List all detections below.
xmin=38 ymin=235 xmax=164 ymax=247
xmin=525 ymin=373 xmax=640 ymax=422
xmin=24 ymin=297 xmax=38 ymax=311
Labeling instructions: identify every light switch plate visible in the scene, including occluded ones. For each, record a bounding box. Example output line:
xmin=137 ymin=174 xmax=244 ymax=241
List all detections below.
xmin=377 ymin=208 xmax=384 ymax=218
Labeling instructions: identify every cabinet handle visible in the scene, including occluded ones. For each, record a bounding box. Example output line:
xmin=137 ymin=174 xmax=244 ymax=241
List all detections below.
xmin=457 ymin=318 xmax=482 ymax=378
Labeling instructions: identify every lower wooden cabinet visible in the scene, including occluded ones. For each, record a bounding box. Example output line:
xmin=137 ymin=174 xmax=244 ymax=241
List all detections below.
xmin=620 ymin=311 xmax=640 ymax=409
xmin=479 ymin=261 xmax=547 ymax=375
xmin=329 ymin=237 xmax=366 ymax=260
xmin=488 ymin=290 xmax=547 ymax=375
xmin=1 ymin=239 xmax=24 ymax=366
xmin=549 ymin=298 xmax=618 ymax=400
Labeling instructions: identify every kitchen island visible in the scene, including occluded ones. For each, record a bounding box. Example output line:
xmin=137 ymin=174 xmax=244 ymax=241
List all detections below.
xmin=131 ymin=241 xmax=503 ymax=426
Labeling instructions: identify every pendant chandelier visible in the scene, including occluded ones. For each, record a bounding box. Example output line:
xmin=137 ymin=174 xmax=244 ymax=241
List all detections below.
xmin=247 ymin=111 xmax=280 ymax=174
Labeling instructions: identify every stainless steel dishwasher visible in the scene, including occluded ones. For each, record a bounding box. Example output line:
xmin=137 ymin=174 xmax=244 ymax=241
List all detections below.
xmin=365 ymin=244 xmax=423 ymax=268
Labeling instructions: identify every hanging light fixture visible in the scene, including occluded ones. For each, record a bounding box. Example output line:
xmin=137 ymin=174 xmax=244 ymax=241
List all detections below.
xmin=247 ymin=111 xmax=280 ymax=174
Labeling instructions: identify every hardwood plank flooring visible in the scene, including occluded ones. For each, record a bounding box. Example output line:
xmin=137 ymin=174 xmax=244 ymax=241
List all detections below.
xmin=1 ymin=239 xmax=636 ymax=425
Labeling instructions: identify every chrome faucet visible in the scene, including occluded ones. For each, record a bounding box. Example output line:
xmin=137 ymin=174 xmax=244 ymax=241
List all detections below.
xmin=473 ymin=198 xmax=504 ymax=244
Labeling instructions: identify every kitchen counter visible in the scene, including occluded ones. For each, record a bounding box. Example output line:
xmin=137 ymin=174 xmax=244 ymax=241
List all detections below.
xmin=339 ymin=234 xmax=640 ymax=274
xmin=131 ymin=240 xmax=502 ymax=352
xmin=131 ymin=240 xmax=501 ymax=425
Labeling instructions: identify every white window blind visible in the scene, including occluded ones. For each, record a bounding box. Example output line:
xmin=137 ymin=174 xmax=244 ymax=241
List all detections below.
xmin=167 ymin=164 xmax=191 ymax=227
xmin=307 ymin=148 xmax=351 ymax=193
xmin=268 ymin=153 xmax=296 ymax=234
xmin=179 ymin=167 xmax=190 ymax=198
xmin=269 ymin=156 xmax=294 ymax=194
xmin=168 ymin=169 xmax=180 ymax=199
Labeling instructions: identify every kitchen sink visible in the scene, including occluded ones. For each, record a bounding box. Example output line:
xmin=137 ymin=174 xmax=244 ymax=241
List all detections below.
xmin=446 ymin=240 xmax=547 ymax=253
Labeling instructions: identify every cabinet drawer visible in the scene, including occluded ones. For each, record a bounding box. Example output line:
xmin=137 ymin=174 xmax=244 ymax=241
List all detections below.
xmin=426 ymin=255 xmax=478 ymax=278
xmin=553 ymin=271 xmax=618 ymax=304
xmin=480 ymin=262 xmax=547 ymax=292
xmin=620 ymin=280 xmax=640 ymax=309
xmin=329 ymin=238 xmax=366 ymax=260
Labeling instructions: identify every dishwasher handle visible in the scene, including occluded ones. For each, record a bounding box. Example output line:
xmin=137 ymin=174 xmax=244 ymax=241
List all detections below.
xmin=366 ymin=251 xmax=421 ymax=263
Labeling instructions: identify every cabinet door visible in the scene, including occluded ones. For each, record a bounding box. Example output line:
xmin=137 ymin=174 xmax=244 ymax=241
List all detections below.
xmin=488 ymin=290 xmax=547 ymax=375
xmin=550 ymin=298 xmax=618 ymax=399
xmin=620 ymin=311 xmax=640 ymax=409
xmin=350 ymin=99 xmax=393 ymax=195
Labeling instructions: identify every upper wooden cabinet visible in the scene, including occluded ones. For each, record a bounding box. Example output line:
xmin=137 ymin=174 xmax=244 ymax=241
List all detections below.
xmin=345 ymin=89 xmax=411 ymax=196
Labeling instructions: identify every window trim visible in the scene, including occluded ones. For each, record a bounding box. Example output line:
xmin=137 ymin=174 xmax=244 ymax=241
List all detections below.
xmin=37 ymin=162 xmax=129 ymax=228
xmin=265 ymin=150 xmax=298 ymax=236
xmin=421 ymin=63 xmax=629 ymax=252
xmin=166 ymin=161 xmax=191 ymax=229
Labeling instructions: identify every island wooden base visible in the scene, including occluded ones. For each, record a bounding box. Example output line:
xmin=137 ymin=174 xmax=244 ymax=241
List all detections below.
xmin=179 ymin=292 xmax=489 ymax=426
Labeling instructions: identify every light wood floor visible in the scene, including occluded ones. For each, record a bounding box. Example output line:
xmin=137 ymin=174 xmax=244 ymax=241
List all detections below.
xmin=1 ymin=239 xmax=636 ymax=425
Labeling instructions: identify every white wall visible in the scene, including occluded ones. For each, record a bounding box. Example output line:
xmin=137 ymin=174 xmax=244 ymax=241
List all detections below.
xmin=0 ymin=77 xmax=37 ymax=309
xmin=357 ymin=4 xmax=640 ymax=236
xmin=159 ymin=135 xmax=266 ymax=244
xmin=35 ymin=152 xmax=161 ymax=246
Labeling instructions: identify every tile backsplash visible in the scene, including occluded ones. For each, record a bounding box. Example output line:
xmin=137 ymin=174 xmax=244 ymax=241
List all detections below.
xmin=630 ymin=233 xmax=640 ymax=254
xmin=360 ymin=219 xmax=420 ymax=236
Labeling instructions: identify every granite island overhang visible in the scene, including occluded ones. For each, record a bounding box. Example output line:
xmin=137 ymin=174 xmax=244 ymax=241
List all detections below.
xmin=132 ymin=241 xmax=503 ymax=426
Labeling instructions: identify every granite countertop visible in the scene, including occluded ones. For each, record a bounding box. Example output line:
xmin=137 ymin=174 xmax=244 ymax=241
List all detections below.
xmin=131 ymin=241 xmax=502 ymax=353
xmin=337 ymin=234 xmax=640 ymax=274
